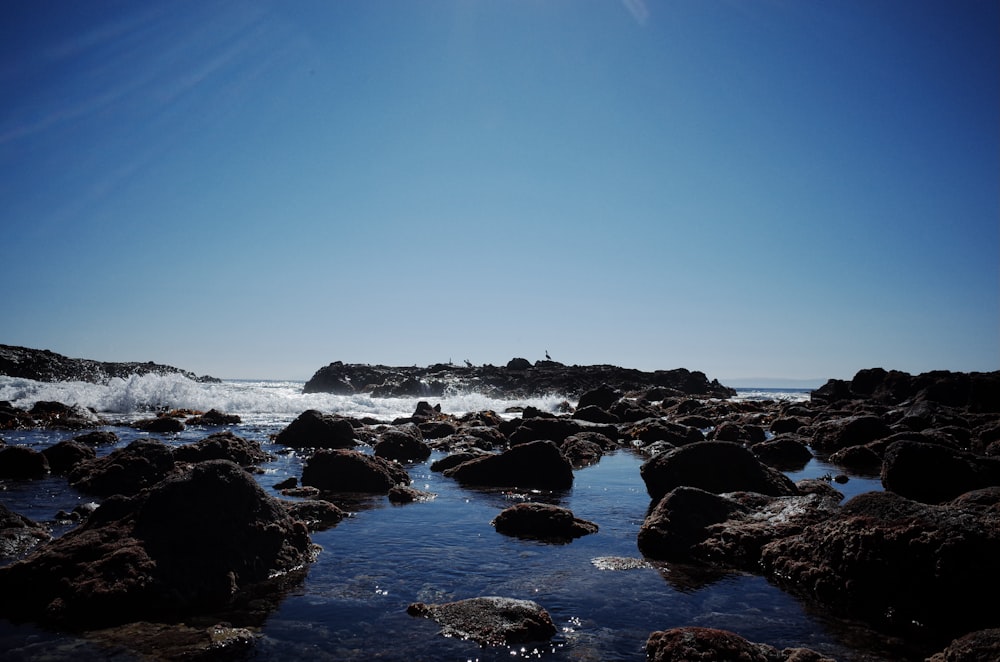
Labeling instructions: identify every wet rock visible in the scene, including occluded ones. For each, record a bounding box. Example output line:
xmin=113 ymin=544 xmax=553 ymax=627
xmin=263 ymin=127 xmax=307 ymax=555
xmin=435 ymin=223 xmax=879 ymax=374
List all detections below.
xmin=881 ymin=440 xmax=1000 ymax=503
xmin=443 ymin=441 xmax=573 ymax=490
xmin=274 ymin=410 xmax=357 ymax=449
xmin=770 ymin=416 xmax=807 ymax=434
xmin=627 ymin=419 xmax=704 ymax=447
xmin=0 ymin=503 xmax=50 ymax=560
xmin=69 ymin=439 xmax=176 ymax=497
xmin=301 ymin=449 xmax=410 ymax=493
xmin=640 ymin=441 xmax=798 ymax=503
xmin=0 ymin=460 xmax=315 ymax=629
xmin=406 ymin=596 xmax=557 ymax=646
xmin=646 ymin=626 xmax=836 ymax=662
xmin=374 ymin=428 xmax=431 ymax=463
xmin=510 ymin=417 xmax=593 ymax=445
xmin=388 ymin=485 xmax=437 ymax=503
xmin=809 ymin=414 xmax=892 ymax=452
xmin=0 ymin=445 xmax=50 ymax=479
xmin=86 ymin=621 xmax=256 ymax=661
xmin=185 ymin=409 xmax=242 ymax=426
xmin=430 ymin=450 xmax=490 ymax=472
xmin=273 ymin=476 xmax=297 ymax=490
xmin=571 ymin=404 xmax=619 ymax=424
xmin=925 ymin=628 xmax=1000 ymax=662
xmin=72 ymin=430 xmax=119 ymax=446
xmin=491 ymin=503 xmax=597 ymax=542
xmin=29 ymin=401 xmax=103 ymax=429
xmin=174 ymin=430 xmax=273 ymax=467
xmin=0 ymin=401 xmax=34 ymax=430
xmin=134 ymin=416 xmax=185 ymax=433
xmin=760 ymin=489 xmax=1000 ymax=639
xmin=637 ymin=487 xmax=840 ymax=569
xmin=281 ymin=499 xmax=347 ymax=531
xmin=751 ymin=435 xmax=813 ymax=470
xmin=577 ymin=384 xmax=621 ymax=410
xmin=827 ymin=444 xmax=882 ymax=473
xmin=560 ymin=434 xmax=605 ymax=468
xmin=41 ymin=440 xmax=96 ymax=474
xmin=0 ymin=343 xmax=218 ymax=384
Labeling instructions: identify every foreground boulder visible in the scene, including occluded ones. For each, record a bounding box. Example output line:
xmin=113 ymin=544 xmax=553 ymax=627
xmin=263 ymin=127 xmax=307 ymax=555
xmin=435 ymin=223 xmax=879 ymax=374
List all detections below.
xmin=491 ymin=503 xmax=598 ymax=542
xmin=640 ymin=441 xmax=798 ymax=503
xmin=637 ymin=487 xmax=841 ymax=568
xmin=926 ymin=628 xmax=1000 ymax=662
xmin=0 ymin=460 xmax=316 ymax=629
xmin=274 ymin=410 xmax=357 ymax=449
xmin=760 ymin=488 xmax=1000 ymax=639
xmin=41 ymin=440 xmax=96 ymax=474
xmin=443 ymin=441 xmax=573 ymax=490
xmin=407 ymin=596 xmax=557 ymax=646
xmin=646 ymin=626 xmax=835 ymax=662
xmin=301 ymin=449 xmax=410 ymax=493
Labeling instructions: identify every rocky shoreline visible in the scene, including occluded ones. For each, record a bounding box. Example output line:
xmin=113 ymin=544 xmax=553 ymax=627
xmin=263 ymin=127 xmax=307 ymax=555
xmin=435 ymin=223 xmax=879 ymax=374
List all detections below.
xmin=0 ymin=344 xmax=219 ymax=384
xmin=1 ymin=350 xmax=999 ymax=660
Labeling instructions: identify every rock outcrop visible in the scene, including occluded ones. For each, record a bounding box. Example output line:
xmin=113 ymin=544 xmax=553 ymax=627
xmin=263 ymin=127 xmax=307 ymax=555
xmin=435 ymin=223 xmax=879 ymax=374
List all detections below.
xmin=407 ymin=596 xmax=557 ymax=646
xmin=0 ymin=344 xmax=218 ymax=383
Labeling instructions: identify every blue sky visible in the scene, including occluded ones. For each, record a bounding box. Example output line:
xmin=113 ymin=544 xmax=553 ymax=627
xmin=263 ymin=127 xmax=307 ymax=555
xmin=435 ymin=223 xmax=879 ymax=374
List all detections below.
xmin=2 ymin=0 xmax=997 ymax=384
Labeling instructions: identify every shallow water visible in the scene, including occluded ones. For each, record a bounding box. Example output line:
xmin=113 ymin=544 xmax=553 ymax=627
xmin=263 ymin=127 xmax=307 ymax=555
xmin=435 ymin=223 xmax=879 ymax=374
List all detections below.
xmin=0 ymin=380 xmax=921 ymax=661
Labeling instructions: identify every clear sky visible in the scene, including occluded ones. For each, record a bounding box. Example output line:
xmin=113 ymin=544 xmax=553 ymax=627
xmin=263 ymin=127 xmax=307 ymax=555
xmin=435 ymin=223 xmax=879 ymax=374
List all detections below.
xmin=2 ymin=0 xmax=997 ymax=384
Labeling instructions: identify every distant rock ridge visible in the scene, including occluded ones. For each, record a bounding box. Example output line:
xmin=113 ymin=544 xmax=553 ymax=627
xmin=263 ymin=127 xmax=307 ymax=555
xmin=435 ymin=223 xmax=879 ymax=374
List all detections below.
xmin=303 ymin=358 xmax=736 ymax=399
xmin=0 ymin=344 xmax=219 ymax=384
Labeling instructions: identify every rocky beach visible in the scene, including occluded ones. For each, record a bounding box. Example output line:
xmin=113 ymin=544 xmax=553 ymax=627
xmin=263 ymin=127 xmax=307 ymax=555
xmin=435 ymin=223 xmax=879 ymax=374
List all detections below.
xmin=1 ymin=344 xmax=999 ymax=661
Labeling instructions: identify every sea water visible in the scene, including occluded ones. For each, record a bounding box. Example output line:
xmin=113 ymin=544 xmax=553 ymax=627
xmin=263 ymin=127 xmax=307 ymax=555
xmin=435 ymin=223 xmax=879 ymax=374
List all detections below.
xmin=0 ymin=375 xmax=908 ymax=661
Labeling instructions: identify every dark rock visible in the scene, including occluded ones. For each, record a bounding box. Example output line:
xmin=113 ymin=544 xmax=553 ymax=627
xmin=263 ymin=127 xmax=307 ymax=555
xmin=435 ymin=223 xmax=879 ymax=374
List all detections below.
xmin=85 ymin=621 xmax=256 ymax=662
xmin=73 ymin=430 xmax=119 ymax=446
xmin=185 ymin=409 xmax=242 ymax=426
xmin=510 ymin=417 xmax=592 ymax=445
xmin=281 ymin=499 xmax=346 ymax=531
xmin=637 ymin=487 xmax=840 ymax=568
xmin=926 ymin=628 xmax=1000 ymax=662
xmin=640 ymin=441 xmax=798 ymax=503
xmin=571 ymin=405 xmax=619 ymax=424
xmin=174 ymin=431 xmax=273 ymax=467
xmin=881 ymin=440 xmax=1000 ymax=503
xmin=827 ymin=444 xmax=883 ymax=473
xmin=560 ymin=434 xmax=605 ymax=468
xmin=274 ymin=410 xmax=357 ymax=449
xmin=0 ymin=343 xmax=218 ymax=384
xmin=374 ymin=429 xmax=431 ymax=463
xmin=809 ymin=415 xmax=892 ymax=452
xmin=0 ymin=460 xmax=314 ymax=629
xmin=134 ymin=416 xmax=185 ymax=433
xmin=443 ymin=441 xmax=573 ymax=490
xmin=770 ymin=417 xmax=807 ymax=434
xmin=626 ymin=419 xmax=704 ymax=447
xmin=0 ymin=503 xmax=50 ymax=560
xmin=751 ymin=435 xmax=813 ymax=470
xmin=646 ymin=626 xmax=836 ymax=662
xmin=430 ymin=451 xmax=490 ymax=472
xmin=407 ymin=596 xmax=556 ymax=646
xmin=760 ymin=489 xmax=1000 ymax=639
xmin=577 ymin=384 xmax=621 ymax=410
xmin=506 ymin=357 xmax=533 ymax=370
xmin=69 ymin=439 xmax=176 ymax=497
xmin=28 ymin=401 xmax=103 ymax=429
xmin=491 ymin=503 xmax=597 ymax=542
xmin=41 ymin=440 xmax=96 ymax=474
xmin=0 ymin=446 xmax=50 ymax=479
xmin=301 ymin=449 xmax=410 ymax=493
xmin=388 ymin=485 xmax=436 ymax=503
xmin=273 ymin=477 xmax=297 ymax=490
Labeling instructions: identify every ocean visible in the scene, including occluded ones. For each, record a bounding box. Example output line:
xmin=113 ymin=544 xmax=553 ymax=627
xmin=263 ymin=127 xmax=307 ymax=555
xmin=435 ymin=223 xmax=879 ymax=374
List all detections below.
xmin=0 ymin=375 xmax=900 ymax=661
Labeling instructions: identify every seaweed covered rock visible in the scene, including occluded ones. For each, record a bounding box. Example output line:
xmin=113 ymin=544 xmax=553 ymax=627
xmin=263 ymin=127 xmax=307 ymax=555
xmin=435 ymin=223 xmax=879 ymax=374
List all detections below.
xmin=0 ymin=460 xmax=316 ymax=629
xmin=407 ymin=596 xmax=557 ymax=646
xmin=69 ymin=439 xmax=176 ymax=497
xmin=491 ymin=503 xmax=598 ymax=542
xmin=760 ymin=488 xmax=1000 ymax=639
xmin=301 ymin=449 xmax=409 ymax=493
xmin=646 ymin=626 xmax=835 ymax=662
xmin=174 ymin=430 xmax=273 ymax=467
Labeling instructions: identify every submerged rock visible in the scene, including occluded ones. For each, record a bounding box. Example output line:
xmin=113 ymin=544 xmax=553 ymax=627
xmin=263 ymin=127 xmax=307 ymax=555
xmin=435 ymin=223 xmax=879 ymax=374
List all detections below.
xmin=0 ymin=503 xmax=50 ymax=560
xmin=0 ymin=460 xmax=316 ymax=629
xmin=646 ymin=626 xmax=835 ymax=662
xmin=406 ymin=596 xmax=557 ymax=646
xmin=491 ymin=503 xmax=598 ymax=542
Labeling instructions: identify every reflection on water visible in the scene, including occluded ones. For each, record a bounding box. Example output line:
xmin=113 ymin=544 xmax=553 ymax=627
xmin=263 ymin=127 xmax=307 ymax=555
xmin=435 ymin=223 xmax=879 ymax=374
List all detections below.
xmin=1 ymin=424 xmax=908 ymax=661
